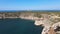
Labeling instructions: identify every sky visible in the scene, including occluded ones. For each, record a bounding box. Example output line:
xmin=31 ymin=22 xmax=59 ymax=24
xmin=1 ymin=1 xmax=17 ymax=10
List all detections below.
xmin=0 ymin=0 xmax=60 ymax=10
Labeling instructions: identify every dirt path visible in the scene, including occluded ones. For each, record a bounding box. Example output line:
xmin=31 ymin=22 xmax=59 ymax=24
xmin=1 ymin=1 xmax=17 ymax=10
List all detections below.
xmin=48 ymin=27 xmax=56 ymax=34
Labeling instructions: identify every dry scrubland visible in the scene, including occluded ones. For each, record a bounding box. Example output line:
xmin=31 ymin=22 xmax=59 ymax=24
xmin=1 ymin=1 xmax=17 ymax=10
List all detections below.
xmin=0 ymin=11 xmax=60 ymax=19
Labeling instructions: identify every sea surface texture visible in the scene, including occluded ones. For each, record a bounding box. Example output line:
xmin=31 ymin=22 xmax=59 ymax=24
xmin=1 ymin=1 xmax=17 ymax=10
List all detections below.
xmin=0 ymin=18 xmax=43 ymax=34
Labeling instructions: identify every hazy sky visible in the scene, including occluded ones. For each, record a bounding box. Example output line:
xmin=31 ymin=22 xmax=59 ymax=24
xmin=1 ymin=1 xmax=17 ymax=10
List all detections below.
xmin=0 ymin=0 xmax=60 ymax=10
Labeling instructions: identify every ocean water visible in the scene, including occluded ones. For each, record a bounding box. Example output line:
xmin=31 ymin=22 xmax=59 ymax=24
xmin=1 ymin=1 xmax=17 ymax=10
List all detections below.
xmin=0 ymin=18 xmax=43 ymax=34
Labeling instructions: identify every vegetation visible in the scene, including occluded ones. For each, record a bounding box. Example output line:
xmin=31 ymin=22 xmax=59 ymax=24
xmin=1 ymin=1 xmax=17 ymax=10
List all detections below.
xmin=0 ymin=10 xmax=60 ymax=18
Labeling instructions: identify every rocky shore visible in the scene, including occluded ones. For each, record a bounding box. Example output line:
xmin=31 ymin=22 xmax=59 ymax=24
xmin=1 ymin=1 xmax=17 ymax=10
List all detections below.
xmin=0 ymin=12 xmax=60 ymax=34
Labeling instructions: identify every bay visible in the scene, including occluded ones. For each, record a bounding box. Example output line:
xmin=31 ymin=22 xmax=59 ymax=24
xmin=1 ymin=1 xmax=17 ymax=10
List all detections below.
xmin=0 ymin=18 xmax=43 ymax=34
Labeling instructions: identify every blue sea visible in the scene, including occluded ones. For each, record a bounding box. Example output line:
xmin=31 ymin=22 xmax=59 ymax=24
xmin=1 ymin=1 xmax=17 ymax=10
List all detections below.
xmin=0 ymin=18 xmax=43 ymax=34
